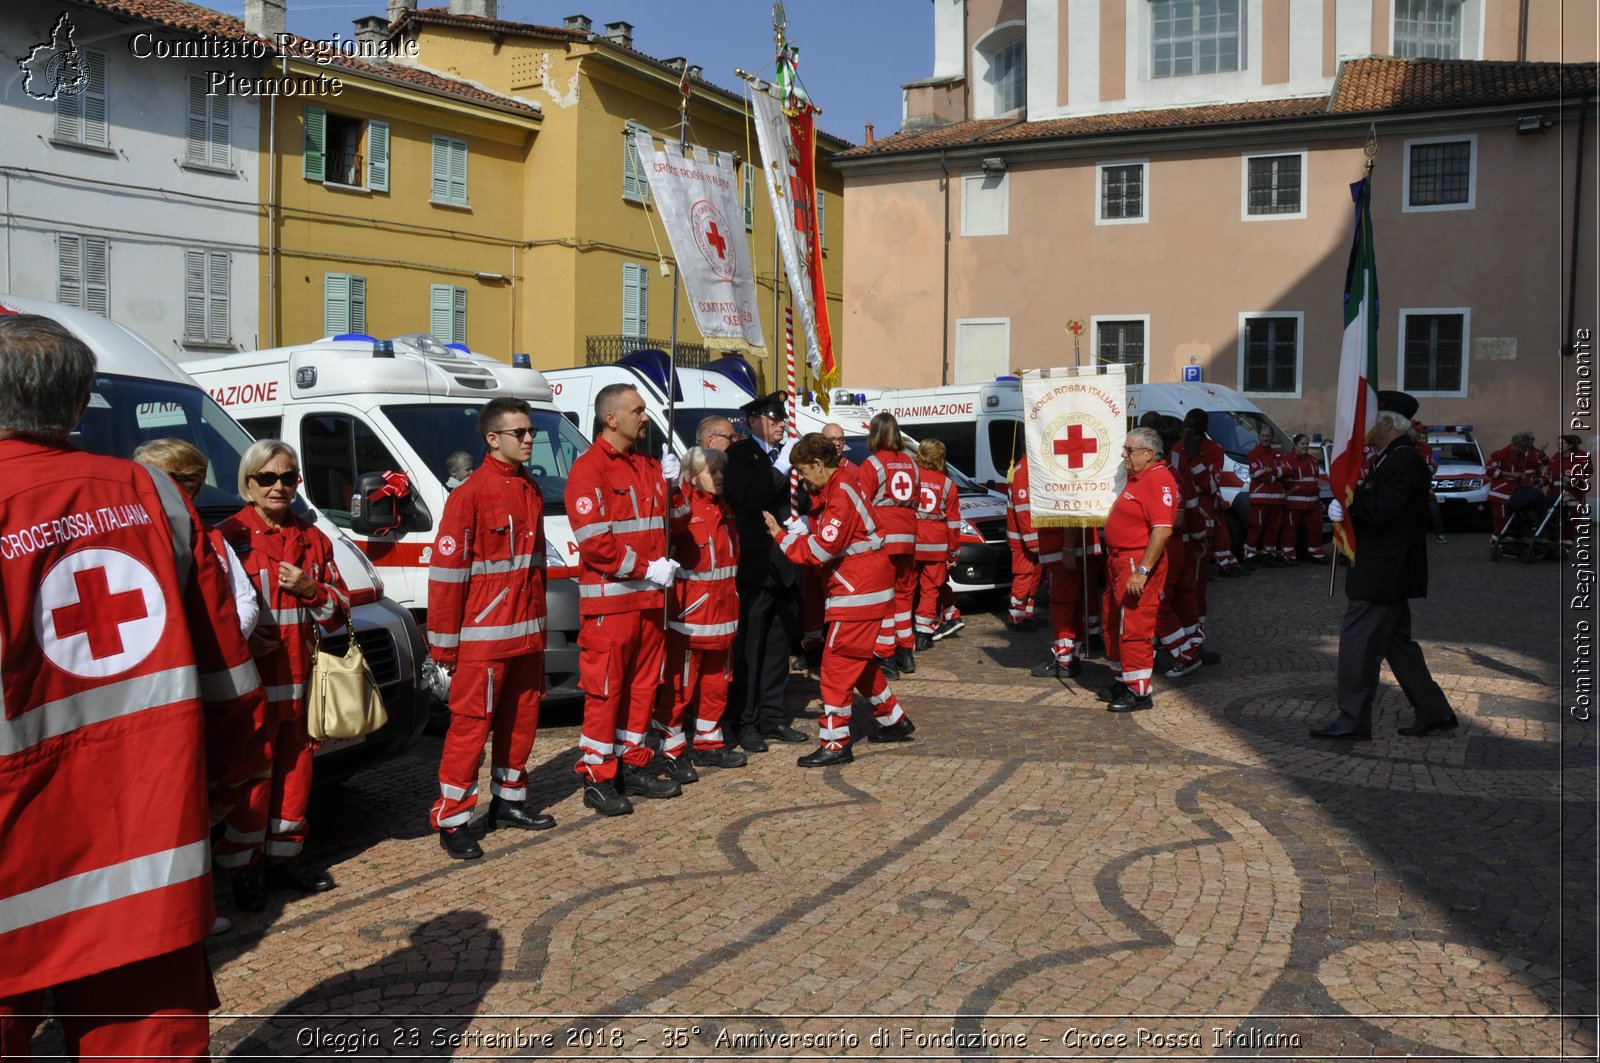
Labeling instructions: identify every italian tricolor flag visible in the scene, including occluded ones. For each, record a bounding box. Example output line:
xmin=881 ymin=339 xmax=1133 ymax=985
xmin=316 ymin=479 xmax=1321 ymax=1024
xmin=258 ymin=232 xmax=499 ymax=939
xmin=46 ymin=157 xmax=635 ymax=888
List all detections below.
xmin=1330 ymin=176 xmax=1379 ymax=561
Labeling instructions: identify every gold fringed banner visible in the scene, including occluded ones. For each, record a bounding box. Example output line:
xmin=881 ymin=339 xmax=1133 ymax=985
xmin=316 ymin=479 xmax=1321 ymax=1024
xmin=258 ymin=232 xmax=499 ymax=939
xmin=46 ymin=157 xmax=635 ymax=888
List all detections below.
xmin=1022 ymin=365 xmax=1129 ymax=526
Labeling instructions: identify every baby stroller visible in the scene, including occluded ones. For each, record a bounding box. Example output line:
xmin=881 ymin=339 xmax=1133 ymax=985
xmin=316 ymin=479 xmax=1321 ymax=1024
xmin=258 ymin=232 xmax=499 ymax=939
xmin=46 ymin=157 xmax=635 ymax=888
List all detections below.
xmin=1489 ymin=485 xmax=1562 ymax=563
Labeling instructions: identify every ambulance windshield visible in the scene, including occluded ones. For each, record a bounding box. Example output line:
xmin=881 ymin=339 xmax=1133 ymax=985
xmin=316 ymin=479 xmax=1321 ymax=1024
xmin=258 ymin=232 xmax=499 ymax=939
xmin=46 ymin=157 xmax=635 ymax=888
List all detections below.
xmin=382 ymin=404 xmax=589 ymax=513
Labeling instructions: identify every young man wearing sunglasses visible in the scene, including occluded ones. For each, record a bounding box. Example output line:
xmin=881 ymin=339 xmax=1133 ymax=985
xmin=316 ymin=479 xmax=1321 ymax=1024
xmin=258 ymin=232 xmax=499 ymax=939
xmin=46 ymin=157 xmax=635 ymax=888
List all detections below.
xmin=427 ymin=398 xmax=557 ymax=857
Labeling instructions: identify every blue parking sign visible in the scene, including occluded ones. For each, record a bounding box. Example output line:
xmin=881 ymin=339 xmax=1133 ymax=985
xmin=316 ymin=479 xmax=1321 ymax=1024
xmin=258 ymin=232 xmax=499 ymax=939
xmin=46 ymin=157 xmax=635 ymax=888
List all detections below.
xmin=1182 ymin=364 xmax=1202 ymax=383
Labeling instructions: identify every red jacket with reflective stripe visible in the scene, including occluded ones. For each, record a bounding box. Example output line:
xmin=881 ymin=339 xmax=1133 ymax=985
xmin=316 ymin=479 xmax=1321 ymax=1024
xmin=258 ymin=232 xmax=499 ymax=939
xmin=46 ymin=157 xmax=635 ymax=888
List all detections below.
xmin=1006 ymin=461 xmax=1039 ymax=553
xmin=778 ymin=470 xmax=892 ymax=622
xmin=1284 ymin=452 xmax=1322 ymax=506
xmin=427 ymin=454 xmax=547 ymax=664
xmin=1486 ymin=444 xmax=1545 ymax=501
xmin=0 ymin=441 xmax=269 ymax=998
xmin=914 ymin=467 xmax=960 ymax=562
xmin=1247 ymin=445 xmax=1289 ymax=503
xmin=221 ymin=505 xmax=349 ymax=713
xmin=858 ymin=450 xmax=919 ymax=555
xmin=1172 ymin=436 xmax=1225 ymax=524
xmin=565 ymin=436 xmax=668 ymax=617
xmin=667 ymin=483 xmax=739 ymax=648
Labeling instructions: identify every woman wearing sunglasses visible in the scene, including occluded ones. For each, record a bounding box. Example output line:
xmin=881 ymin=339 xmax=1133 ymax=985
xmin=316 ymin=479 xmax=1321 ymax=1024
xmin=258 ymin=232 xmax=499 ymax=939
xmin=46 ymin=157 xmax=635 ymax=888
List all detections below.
xmin=216 ymin=440 xmax=350 ymax=912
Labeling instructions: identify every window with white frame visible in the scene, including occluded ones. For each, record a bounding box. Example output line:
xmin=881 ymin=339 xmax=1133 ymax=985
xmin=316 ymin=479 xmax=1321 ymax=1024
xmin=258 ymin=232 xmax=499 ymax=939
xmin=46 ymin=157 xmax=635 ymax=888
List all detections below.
xmin=1400 ymin=309 xmax=1468 ymax=395
xmin=955 ymin=319 xmax=1009 ymax=384
xmin=1240 ymin=313 xmax=1301 ymax=395
xmin=303 ymin=107 xmax=389 ymax=191
xmin=961 ymin=172 xmax=1008 ymax=237
xmin=1095 ymin=318 xmax=1147 ymax=382
xmin=1243 ymin=152 xmax=1305 ymax=218
xmin=972 ymin=23 xmax=1026 ymax=118
xmin=429 ymin=284 xmax=467 ymax=345
xmin=54 ymin=49 xmax=108 ymax=149
xmin=1394 ymin=0 xmax=1463 ymax=58
xmin=58 ymin=234 xmax=109 ymax=317
xmin=1404 ymin=136 xmax=1475 ymax=211
xmin=1151 ymin=0 xmax=1241 ymax=78
xmin=324 ymin=273 xmax=367 ymax=336
xmin=431 ymin=135 xmax=468 ymax=206
xmin=183 ymin=249 xmax=231 ymax=345
xmin=623 ymin=121 xmax=652 ymax=204
xmin=622 ymin=262 xmax=649 ymax=338
xmin=185 ymin=75 xmax=231 ymax=169
xmin=990 ymin=39 xmax=1026 ymax=114
xmin=1098 ymin=161 xmax=1147 ymax=223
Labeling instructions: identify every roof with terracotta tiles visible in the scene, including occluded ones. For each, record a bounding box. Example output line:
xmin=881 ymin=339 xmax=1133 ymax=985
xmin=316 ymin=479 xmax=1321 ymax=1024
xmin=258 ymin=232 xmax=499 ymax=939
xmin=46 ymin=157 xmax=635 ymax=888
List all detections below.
xmin=839 ymin=56 xmax=1595 ymax=160
xmin=75 ymin=0 xmax=537 ymax=116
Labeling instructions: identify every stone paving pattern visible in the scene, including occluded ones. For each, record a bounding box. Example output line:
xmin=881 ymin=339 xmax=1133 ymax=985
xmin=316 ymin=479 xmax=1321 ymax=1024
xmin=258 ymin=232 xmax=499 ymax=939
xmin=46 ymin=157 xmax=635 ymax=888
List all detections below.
xmin=39 ymin=537 xmax=1598 ymax=1059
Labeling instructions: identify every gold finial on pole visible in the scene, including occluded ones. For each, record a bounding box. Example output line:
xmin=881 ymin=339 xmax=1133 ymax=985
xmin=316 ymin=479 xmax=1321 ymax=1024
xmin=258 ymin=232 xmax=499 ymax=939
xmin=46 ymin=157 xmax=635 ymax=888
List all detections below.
xmin=1363 ymin=121 xmax=1378 ymax=173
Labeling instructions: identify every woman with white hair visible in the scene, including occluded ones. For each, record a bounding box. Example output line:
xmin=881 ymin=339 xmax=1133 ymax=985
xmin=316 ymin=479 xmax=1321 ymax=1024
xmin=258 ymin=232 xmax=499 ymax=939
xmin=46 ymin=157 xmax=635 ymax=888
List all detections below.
xmin=215 ymin=439 xmax=350 ymax=911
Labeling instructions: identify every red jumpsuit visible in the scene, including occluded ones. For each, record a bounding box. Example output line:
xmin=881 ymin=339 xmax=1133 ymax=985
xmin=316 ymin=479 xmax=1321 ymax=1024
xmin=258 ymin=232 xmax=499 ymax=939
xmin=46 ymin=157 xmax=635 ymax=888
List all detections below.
xmin=1005 ymin=461 xmax=1041 ymax=624
xmin=1155 ymin=454 xmax=1201 ymax=668
xmin=0 ymin=441 xmax=268 ymax=1059
xmin=426 ymin=454 xmax=548 ymax=830
xmin=1040 ymin=528 xmax=1102 ymax=665
xmin=1282 ymin=451 xmax=1326 ymax=561
xmin=859 ymin=449 xmax=920 ymax=655
xmin=801 ymin=458 xmax=855 ymax=652
xmin=1548 ymin=448 xmax=1591 ymax=549
xmin=912 ymin=467 xmax=960 ymax=637
xmin=1174 ymin=435 xmax=1233 ymax=578
xmin=565 ymin=436 xmax=669 ymax=783
xmin=1486 ymin=444 xmax=1546 ymax=540
xmin=776 ymin=471 xmax=905 ymax=750
xmin=656 ymin=482 xmax=740 ymax=755
xmin=1245 ymin=444 xmax=1287 ymax=561
xmin=216 ymin=504 xmax=349 ymax=867
xmin=1103 ymin=461 xmax=1179 ymax=698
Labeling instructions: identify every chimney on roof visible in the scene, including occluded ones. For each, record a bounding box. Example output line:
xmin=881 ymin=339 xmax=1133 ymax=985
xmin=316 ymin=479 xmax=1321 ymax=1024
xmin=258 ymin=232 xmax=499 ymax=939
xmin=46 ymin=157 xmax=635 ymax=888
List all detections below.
xmin=388 ymin=0 xmax=416 ymax=25
xmin=603 ymin=20 xmax=633 ymax=49
xmin=564 ymin=14 xmax=592 ymax=34
xmin=663 ymin=56 xmax=686 ymax=73
xmin=447 ymin=0 xmax=498 ymax=18
xmin=244 ymin=0 xmax=286 ymax=39
xmin=687 ymin=64 xmax=702 ymax=80
xmin=353 ymin=15 xmax=388 ymax=56
xmin=865 ymin=122 xmax=875 ymax=145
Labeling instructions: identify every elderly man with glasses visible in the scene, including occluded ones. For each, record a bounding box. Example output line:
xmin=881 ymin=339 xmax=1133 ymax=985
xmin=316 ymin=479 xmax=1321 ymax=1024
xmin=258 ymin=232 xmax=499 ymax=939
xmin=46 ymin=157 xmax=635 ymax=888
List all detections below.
xmin=1099 ymin=427 xmax=1179 ymax=713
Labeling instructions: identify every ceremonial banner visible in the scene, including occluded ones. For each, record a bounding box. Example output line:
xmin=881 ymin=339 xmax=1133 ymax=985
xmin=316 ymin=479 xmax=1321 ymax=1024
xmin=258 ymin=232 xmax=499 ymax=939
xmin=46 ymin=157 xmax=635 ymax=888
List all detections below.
xmin=633 ymin=132 xmax=766 ymax=353
xmin=1022 ymin=366 xmax=1128 ymax=527
xmin=749 ymin=87 xmax=833 ymax=389
xmin=1330 ymin=175 xmax=1379 ymax=561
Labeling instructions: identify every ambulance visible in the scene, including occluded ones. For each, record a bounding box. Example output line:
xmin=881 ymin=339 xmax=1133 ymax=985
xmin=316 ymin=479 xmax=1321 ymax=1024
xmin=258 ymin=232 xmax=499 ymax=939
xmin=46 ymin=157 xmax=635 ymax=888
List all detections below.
xmin=186 ymin=333 xmax=588 ymax=706
xmin=0 ymin=293 xmax=428 ymax=782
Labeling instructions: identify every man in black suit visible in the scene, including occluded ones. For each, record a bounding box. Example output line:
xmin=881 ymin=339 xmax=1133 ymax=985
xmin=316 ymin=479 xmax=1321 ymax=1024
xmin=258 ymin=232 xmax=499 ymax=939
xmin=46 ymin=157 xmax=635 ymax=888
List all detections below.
xmin=1312 ymin=391 xmax=1458 ymax=741
xmin=723 ymin=391 xmax=808 ymax=751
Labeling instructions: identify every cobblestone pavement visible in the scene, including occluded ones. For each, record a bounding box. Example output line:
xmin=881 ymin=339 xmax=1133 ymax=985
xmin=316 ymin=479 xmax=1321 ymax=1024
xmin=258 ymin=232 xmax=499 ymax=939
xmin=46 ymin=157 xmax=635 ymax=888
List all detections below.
xmin=38 ymin=536 xmax=1597 ymax=1060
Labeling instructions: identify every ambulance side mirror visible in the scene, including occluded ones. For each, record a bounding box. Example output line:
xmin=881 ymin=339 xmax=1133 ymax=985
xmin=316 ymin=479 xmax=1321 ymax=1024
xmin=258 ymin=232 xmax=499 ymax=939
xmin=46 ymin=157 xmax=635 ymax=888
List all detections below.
xmin=351 ymin=470 xmax=431 ymax=535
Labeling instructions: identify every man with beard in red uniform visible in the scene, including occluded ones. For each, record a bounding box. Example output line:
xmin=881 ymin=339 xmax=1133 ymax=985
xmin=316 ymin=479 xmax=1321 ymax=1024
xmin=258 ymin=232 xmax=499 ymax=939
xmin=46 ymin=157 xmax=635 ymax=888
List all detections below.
xmin=429 ymin=398 xmax=555 ymax=859
xmin=565 ymin=384 xmax=681 ymax=816
xmin=0 ymin=312 xmax=268 ymax=1059
xmin=1100 ymin=427 xmax=1178 ymax=712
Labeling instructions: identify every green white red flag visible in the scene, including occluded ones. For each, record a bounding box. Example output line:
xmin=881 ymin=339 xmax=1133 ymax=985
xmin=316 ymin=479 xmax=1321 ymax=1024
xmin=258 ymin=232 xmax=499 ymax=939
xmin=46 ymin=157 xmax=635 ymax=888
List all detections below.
xmin=1330 ymin=176 xmax=1379 ymax=561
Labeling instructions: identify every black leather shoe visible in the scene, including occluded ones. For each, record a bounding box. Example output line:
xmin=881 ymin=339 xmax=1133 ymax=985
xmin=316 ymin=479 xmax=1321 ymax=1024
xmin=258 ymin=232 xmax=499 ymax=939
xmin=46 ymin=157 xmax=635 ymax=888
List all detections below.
xmin=265 ymin=859 xmax=336 ymax=894
xmin=738 ymin=728 xmax=769 ymax=753
xmin=763 ymin=724 xmax=809 ymax=744
xmin=660 ymin=755 xmax=700 ymax=784
xmin=1098 ymin=681 xmax=1129 ymax=703
xmin=895 ymin=647 xmax=916 ymax=675
xmin=797 ymin=744 xmax=854 ymax=768
xmin=583 ymin=781 xmax=634 ymax=817
xmin=914 ymin=633 xmax=933 ymax=652
xmin=487 ymin=796 xmax=556 ymax=831
xmin=869 ymin=716 xmax=916 ymax=743
xmin=876 ymin=656 xmax=900 ymax=681
xmin=1397 ymin=717 xmax=1459 ymax=736
xmin=1309 ymin=720 xmax=1372 ymax=740
xmin=231 ymin=866 xmax=266 ymax=913
xmin=620 ymin=765 xmax=681 ymax=799
xmin=691 ymin=746 xmax=748 ymax=769
xmin=439 ymin=827 xmax=484 ymax=859
xmin=1107 ymin=689 xmax=1153 ymax=712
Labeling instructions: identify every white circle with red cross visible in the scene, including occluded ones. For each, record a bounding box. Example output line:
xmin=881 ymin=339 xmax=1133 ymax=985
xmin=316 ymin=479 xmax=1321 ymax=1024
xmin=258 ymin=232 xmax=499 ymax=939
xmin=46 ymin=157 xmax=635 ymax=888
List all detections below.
xmin=691 ymin=199 xmax=737 ymax=281
xmin=34 ymin=548 xmax=167 ymax=678
xmin=1042 ymin=412 xmax=1113 ymax=480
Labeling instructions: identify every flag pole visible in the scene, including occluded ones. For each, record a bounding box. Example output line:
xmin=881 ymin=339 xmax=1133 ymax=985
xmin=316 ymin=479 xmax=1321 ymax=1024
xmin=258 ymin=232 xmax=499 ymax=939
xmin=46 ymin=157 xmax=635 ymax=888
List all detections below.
xmin=667 ymin=62 xmax=690 ymax=458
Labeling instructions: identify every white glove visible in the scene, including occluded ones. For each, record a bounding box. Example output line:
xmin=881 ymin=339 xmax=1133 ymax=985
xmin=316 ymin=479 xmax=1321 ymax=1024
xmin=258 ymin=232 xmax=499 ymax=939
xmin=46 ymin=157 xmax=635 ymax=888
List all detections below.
xmin=660 ymin=445 xmax=681 ymax=480
xmin=1327 ymin=500 xmax=1344 ymax=523
xmin=785 ymin=515 xmax=810 ymax=534
xmin=645 ymin=557 xmax=679 ymax=588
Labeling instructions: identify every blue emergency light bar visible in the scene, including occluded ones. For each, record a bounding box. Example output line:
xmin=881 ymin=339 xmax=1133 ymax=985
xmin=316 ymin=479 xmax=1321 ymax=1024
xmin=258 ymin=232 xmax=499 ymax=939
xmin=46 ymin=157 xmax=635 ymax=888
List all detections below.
xmin=512 ymin=353 xmax=532 ymax=368
xmin=332 ymin=333 xmax=377 ymax=343
xmin=444 ymin=343 xmax=472 ymax=355
xmin=1425 ymin=424 xmax=1474 ymax=433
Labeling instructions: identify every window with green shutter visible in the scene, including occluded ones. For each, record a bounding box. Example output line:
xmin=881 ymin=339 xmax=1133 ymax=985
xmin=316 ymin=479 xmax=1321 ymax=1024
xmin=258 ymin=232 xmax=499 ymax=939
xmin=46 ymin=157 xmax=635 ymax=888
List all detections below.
xmin=431 ymin=135 xmax=469 ymax=206
xmin=743 ymin=162 xmax=754 ymax=230
xmin=324 ymin=273 xmax=367 ymax=336
xmin=303 ymin=106 xmax=326 ymax=181
xmin=367 ymin=120 xmax=389 ymax=192
xmin=429 ymin=284 xmax=467 ymax=344
xmin=622 ymin=263 xmax=648 ymax=338
xmin=622 ymin=121 xmax=651 ymax=204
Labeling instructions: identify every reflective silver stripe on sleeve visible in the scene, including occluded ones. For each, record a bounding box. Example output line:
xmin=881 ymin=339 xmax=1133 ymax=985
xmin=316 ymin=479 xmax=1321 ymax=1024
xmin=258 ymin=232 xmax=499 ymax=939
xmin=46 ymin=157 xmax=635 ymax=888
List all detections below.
xmin=0 ymin=839 xmax=209 ymax=935
xmin=268 ymin=607 xmax=305 ymax=627
xmin=1014 ymin=504 xmax=1031 ymax=515
xmin=828 ymin=588 xmax=895 ymax=609
xmin=778 ymin=529 xmax=801 ymax=551
xmin=428 ymin=631 xmax=460 ymax=648
xmin=617 ymin=546 xmax=638 ymax=576
xmin=668 ymin=619 xmax=739 ymax=637
xmin=574 ymin=521 xmax=614 ymax=543
xmin=310 ymin=594 xmax=340 ymax=621
xmin=470 ymin=553 xmax=540 ymax=576
xmin=461 ymin=617 xmax=547 ymax=642
xmin=840 ymin=482 xmax=878 ymax=535
xmin=579 ymin=579 xmax=659 ymax=598
xmin=915 ymin=543 xmax=948 ymax=555
xmin=198 ymin=660 xmax=260 ymax=702
xmin=680 ymin=565 xmax=738 ymax=582
xmin=843 ymin=536 xmax=884 ymax=555
xmin=0 ymin=667 xmax=201 ymax=757
xmin=430 ymin=566 xmax=471 ymax=583
xmin=808 ymin=538 xmax=835 ymax=563
xmin=670 ymin=504 xmax=691 ymax=519
xmin=881 ymin=533 xmax=917 ymax=546
xmin=263 ymin=682 xmax=305 ymax=702
xmin=1038 ymin=551 xmax=1064 ymax=564
xmin=613 ymin=517 xmax=665 ymax=534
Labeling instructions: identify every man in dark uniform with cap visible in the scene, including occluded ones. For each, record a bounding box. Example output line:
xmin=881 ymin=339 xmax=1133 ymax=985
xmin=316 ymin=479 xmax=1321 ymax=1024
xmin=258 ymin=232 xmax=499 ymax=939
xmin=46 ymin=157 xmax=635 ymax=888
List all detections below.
xmin=1311 ymin=390 xmax=1458 ymax=741
xmin=723 ymin=391 xmax=809 ymax=751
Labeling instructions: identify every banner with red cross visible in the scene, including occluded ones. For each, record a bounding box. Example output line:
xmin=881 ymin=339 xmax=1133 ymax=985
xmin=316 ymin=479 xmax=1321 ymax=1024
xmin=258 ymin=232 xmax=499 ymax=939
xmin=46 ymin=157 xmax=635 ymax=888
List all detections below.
xmin=1022 ymin=366 xmax=1129 ymax=527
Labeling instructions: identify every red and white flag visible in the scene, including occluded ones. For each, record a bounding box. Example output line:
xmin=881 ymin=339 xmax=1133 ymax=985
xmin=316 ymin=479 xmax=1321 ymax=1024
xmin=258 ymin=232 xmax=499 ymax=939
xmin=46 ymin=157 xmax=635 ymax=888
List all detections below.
xmin=1330 ymin=176 xmax=1379 ymax=561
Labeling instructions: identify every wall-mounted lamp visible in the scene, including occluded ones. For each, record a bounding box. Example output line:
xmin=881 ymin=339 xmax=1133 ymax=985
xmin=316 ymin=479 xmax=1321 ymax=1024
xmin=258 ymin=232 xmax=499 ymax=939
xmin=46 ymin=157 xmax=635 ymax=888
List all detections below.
xmin=475 ymin=271 xmax=507 ymax=283
xmin=981 ymin=156 xmax=1006 ymax=176
xmin=1516 ymin=114 xmax=1552 ymax=135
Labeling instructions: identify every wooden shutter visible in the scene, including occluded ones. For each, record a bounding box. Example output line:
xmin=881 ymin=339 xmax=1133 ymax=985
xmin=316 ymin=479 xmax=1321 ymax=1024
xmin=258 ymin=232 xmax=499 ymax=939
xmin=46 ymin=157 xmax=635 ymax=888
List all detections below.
xmin=186 ymin=76 xmax=209 ymax=164
xmin=366 ymin=120 xmax=389 ymax=192
xmin=743 ymin=163 xmax=754 ymax=229
xmin=817 ymin=192 xmax=826 ymax=250
xmin=208 ymin=91 xmax=230 ymax=168
xmin=207 ymin=252 xmax=230 ymax=343
xmin=429 ymin=284 xmax=455 ymax=342
xmin=184 ymin=250 xmax=207 ymax=340
xmin=431 ymin=135 xmax=450 ymax=201
xmin=452 ymin=285 xmax=466 ymax=343
xmin=349 ymin=275 xmax=366 ymax=334
xmin=58 ymin=235 xmax=83 ymax=308
xmin=622 ymin=123 xmax=650 ymax=203
xmin=622 ymin=263 xmax=648 ymax=338
xmin=449 ymin=138 xmax=467 ymax=203
xmin=304 ymin=106 xmax=326 ymax=182
xmin=83 ymin=236 xmax=109 ymax=317
xmin=82 ymin=51 xmax=108 ymax=147
xmin=324 ymin=273 xmax=349 ymax=335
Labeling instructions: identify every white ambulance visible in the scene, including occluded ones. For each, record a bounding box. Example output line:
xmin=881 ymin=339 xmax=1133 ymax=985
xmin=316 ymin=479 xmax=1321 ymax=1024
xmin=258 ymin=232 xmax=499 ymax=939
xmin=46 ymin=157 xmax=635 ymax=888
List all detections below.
xmin=0 ymin=293 xmax=428 ymax=782
xmin=186 ymin=333 xmax=588 ymax=705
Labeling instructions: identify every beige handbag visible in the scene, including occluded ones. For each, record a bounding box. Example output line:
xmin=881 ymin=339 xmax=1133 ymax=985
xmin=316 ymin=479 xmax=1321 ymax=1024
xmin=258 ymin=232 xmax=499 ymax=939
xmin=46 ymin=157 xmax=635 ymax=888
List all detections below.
xmin=306 ymin=618 xmax=387 ymax=742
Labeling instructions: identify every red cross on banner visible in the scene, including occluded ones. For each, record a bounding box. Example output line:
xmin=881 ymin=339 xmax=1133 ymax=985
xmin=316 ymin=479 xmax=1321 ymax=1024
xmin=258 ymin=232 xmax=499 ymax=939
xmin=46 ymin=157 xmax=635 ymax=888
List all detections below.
xmin=1053 ymin=424 xmax=1099 ymax=469
xmin=704 ymin=221 xmax=726 ymax=259
xmin=52 ymin=566 xmax=149 ymax=660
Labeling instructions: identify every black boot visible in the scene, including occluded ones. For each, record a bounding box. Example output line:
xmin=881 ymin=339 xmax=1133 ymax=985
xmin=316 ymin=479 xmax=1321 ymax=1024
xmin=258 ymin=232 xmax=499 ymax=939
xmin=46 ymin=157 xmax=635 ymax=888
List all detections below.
xmin=876 ymin=655 xmax=900 ymax=681
xmin=691 ymin=746 xmax=748 ymax=769
xmin=914 ymin=633 xmax=933 ymax=652
xmin=583 ymin=781 xmax=634 ymax=816
xmin=231 ymin=866 xmax=266 ymax=913
xmin=440 ymin=826 xmax=484 ymax=859
xmin=869 ymin=716 xmax=916 ymax=743
xmin=660 ymin=755 xmax=700 ymax=784
xmin=264 ymin=859 xmax=336 ymax=894
xmin=895 ymin=647 xmax=916 ymax=674
xmin=797 ymin=744 xmax=854 ymax=767
xmin=619 ymin=763 xmax=682 ymax=799
xmin=487 ymin=795 xmax=555 ymax=831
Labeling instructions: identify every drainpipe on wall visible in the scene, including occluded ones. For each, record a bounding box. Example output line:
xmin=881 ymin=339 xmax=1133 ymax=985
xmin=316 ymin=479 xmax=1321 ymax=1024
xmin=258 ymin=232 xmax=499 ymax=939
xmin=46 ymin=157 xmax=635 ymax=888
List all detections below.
xmin=940 ymin=149 xmax=951 ymax=386
xmin=1517 ymin=0 xmax=1529 ymax=62
xmin=1565 ymin=94 xmax=1588 ymax=357
xmin=266 ymin=52 xmax=282 ymax=347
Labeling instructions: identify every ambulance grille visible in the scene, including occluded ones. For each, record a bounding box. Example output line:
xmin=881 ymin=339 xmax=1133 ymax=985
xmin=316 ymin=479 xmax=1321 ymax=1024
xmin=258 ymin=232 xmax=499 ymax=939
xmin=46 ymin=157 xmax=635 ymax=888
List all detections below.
xmin=431 ymin=357 xmax=498 ymax=391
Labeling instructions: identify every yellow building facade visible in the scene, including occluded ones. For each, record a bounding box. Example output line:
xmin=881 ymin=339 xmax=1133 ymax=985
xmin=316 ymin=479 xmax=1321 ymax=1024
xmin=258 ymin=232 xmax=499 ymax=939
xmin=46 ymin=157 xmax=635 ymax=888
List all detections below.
xmin=390 ymin=10 xmax=849 ymax=392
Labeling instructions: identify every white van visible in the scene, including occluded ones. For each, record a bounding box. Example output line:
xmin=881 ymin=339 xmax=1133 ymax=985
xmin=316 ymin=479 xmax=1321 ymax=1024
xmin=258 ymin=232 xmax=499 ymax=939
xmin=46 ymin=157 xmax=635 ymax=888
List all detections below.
xmin=186 ymin=333 xmax=588 ymax=705
xmin=0 ymin=293 xmax=428 ymax=782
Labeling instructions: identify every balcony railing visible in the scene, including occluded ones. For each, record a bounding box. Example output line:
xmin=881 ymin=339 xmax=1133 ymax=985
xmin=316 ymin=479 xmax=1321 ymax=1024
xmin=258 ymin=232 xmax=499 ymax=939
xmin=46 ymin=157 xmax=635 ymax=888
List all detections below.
xmin=586 ymin=335 xmax=711 ymax=367
xmin=325 ymin=151 xmax=363 ymax=187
